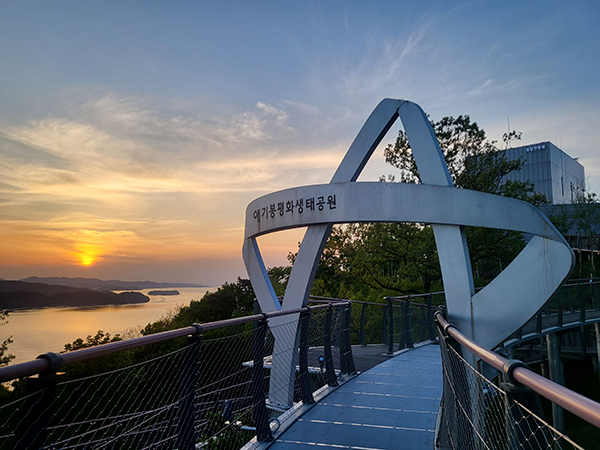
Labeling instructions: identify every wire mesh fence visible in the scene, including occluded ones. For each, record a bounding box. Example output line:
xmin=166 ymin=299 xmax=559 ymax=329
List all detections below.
xmin=437 ymin=333 xmax=585 ymax=450
xmin=0 ymin=303 xmax=352 ymax=450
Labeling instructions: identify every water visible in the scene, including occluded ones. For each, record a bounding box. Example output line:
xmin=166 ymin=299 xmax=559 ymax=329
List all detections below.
xmin=0 ymin=286 xmax=217 ymax=364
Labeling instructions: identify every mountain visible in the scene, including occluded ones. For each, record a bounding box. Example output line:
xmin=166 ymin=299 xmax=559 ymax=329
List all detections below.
xmin=0 ymin=280 xmax=149 ymax=309
xmin=20 ymin=276 xmax=207 ymax=291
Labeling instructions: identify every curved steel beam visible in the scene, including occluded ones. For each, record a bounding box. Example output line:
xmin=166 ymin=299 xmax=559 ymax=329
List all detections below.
xmin=242 ymin=99 xmax=574 ymax=407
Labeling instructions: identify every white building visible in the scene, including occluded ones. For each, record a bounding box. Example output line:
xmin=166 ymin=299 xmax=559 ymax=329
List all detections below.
xmin=498 ymin=142 xmax=585 ymax=204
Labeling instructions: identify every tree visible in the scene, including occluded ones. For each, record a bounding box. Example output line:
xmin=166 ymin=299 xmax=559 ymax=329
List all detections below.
xmin=572 ymin=191 xmax=600 ymax=278
xmin=384 ymin=114 xmax=546 ymax=205
xmin=0 ymin=311 xmax=14 ymax=366
xmin=308 ymin=115 xmax=546 ymax=299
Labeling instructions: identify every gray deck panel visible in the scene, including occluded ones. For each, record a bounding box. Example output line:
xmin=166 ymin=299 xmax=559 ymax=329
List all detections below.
xmin=319 ymin=391 xmax=441 ymax=412
xmin=355 ymin=373 xmax=443 ymax=387
xmin=278 ymin=420 xmax=434 ymax=449
xmin=270 ymin=343 xmax=443 ymax=450
xmin=300 ymin=404 xmax=437 ymax=429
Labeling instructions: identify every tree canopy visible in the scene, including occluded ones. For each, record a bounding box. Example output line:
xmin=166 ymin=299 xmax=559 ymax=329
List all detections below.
xmin=306 ymin=115 xmax=548 ymax=299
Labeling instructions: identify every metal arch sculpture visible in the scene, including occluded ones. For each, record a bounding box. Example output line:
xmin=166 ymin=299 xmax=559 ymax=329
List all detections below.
xmin=243 ymin=99 xmax=574 ymax=409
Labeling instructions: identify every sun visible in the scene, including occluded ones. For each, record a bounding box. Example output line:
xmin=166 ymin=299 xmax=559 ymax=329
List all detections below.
xmin=79 ymin=253 xmax=96 ymax=266
xmin=74 ymin=243 xmax=100 ymax=267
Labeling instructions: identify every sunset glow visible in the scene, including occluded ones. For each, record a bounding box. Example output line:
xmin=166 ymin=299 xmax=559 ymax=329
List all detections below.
xmin=0 ymin=2 xmax=599 ymax=285
xmin=78 ymin=253 xmax=96 ymax=267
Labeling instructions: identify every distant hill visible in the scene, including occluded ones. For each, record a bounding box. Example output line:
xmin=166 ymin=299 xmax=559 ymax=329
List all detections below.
xmin=20 ymin=276 xmax=207 ymax=291
xmin=0 ymin=280 xmax=149 ymax=310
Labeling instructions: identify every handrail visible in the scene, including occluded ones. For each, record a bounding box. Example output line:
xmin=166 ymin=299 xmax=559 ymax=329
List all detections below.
xmin=0 ymin=301 xmax=349 ymax=383
xmin=435 ymin=310 xmax=600 ymax=428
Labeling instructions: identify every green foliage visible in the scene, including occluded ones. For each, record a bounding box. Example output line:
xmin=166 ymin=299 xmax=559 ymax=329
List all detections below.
xmin=304 ymin=114 xmax=542 ymax=298
xmin=572 ymin=191 xmax=600 ymax=238
xmin=142 ymin=278 xmax=255 ymax=337
xmin=63 ymin=330 xmax=122 ymax=352
xmin=383 ymin=114 xmax=546 ymax=205
xmin=0 ymin=310 xmax=14 ymax=367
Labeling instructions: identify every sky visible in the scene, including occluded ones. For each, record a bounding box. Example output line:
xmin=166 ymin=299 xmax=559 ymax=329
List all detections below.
xmin=0 ymin=1 xmax=599 ymax=286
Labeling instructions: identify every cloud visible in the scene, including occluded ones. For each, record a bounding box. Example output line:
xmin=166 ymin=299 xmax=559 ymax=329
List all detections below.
xmin=0 ymin=92 xmax=350 ymax=275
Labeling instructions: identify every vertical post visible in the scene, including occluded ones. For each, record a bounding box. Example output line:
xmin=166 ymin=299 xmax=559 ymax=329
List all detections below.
xmin=252 ymin=316 xmax=273 ymax=442
xmin=580 ymin=287 xmax=586 ymax=324
xmin=403 ymin=300 xmax=414 ymax=349
xmin=427 ymin=294 xmax=435 ymax=341
xmin=595 ymin=323 xmax=600 ymax=387
xmin=324 ymin=306 xmax=338 ymax=387
xmin=386 ymin=297 xmax=394 ymax=355
xmin=15 ymin=377 xmax=57 ymax=450
xmin=382 ymin=304 xmax=387 ymax=344
xmin=298 ymin=309 xmax=315 ymax=405
xmin=557 ymin=296 xmax=563 ymax=328
xmin=177 ymin=328 xmax=202 ymax=450
xmin=437 ymin=327 xmax=474 ymax=449
xmin=340 ymin=303 xmax=356 ymax=375
xmin=546 ymin=333 xmax=565 ymax=433
xmin=360 ymin=302 xmax=367 ymax=346
xmin=500 ymin=360 xmax=547 ymax=450
xmin=15 ymin=352 xmax=63 ymax=450
xmin=420 ymin=304 xmax=427 ymax=343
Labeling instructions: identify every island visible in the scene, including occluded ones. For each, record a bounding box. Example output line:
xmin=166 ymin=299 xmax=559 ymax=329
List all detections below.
xmin=147 ymin=290 xmax=180 ymax=296
xmin=0 ymin=280 xmax=150 ymax=310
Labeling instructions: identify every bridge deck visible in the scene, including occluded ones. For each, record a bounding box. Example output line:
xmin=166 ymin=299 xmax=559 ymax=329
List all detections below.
xmin=270 ymin=342 xmax=443 ymax=449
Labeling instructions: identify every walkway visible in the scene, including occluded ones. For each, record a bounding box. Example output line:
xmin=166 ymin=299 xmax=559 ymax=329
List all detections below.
xmin=271 ymin=343 xmax=443 ymax=449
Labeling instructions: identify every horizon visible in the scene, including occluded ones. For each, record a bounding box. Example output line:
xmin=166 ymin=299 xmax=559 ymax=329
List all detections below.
xmin=1 ymin=2 xmax=599 ymax=286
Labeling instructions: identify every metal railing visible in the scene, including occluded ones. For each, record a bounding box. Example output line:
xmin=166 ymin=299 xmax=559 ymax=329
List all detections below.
xmin=435 ymin=308 xmax=600 ymax=449
xmin=0 ymin=301 xmax=355 ymax=449
xmin=309 ymin=294 xmax=437 ymax=355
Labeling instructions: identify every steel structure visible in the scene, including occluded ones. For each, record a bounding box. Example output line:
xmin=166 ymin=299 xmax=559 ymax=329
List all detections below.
xmin=243 ymin=99 xmax=574 ymax=408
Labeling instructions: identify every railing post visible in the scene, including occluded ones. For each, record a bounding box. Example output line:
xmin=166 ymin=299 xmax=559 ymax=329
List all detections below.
xmin=15 ymin=352 xmax=63 ymax=450
xmin=252 ymin=316 xmax=273 ymax=442
xmin=500 ymin=360 xmax=547 ymax=450
xmin=340 ymin=303 xmax=357 ymax=375
xmin=580 ymin=286 xmax=586 ymax=324
xmin=546 ymin=333 xmax=565 ymax=433
xmin=360 ymin=302 xmax=367 ymax=346
xmin=403 ymin=300 xmax=414 ymax=349
xmin=435 ymin=314 xmax=474 ymax=450
xmin=427 ymin=294 xmax=435 ymax=341
xmin=557 ymin=296 xmax=563 ymax=328
xmin=386 ymin=297 xmax=394 ymax=355
xmin=324 ymin=305 xmax=338 ymax=387
xmin=298 ymin=309 xmax=315 ymax=405
xmin=420 ymin=304 xmax=427 ymax=342
xmin=177 ymin=327 xmax=202 ymax=450
xmin=382 ymin=303 xmax=387 ymax=344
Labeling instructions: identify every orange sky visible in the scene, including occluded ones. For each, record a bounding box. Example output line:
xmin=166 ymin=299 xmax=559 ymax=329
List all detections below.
xmin=2 ymin=2 xmax=599 ymax=285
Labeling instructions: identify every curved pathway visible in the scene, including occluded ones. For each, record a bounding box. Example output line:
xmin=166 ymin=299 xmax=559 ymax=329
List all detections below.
xmin=270 ymin=343 xmax=443 ymax=449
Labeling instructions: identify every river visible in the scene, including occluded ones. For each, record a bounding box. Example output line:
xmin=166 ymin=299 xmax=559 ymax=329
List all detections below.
xmin=1 ymin=286 xmax=218 ymax=364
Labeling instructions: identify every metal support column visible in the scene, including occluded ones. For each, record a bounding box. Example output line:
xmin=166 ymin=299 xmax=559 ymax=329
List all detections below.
xmin=360 ymin=302 xmax=367 ymax=346
xmin=402 ymin=300 xmax=414 ymax=349
xmin=15 ymin=352 xmax=63 ymax=450
xmin=177 ymin=328 xmax=202 ymax=450
xmin=427 ymin=294 xmax=436 ymax=341
xmin=324 ymin=306 xmax=338 ymax=387
xmin=386 ymin=297 xmax=394 ymax=355
xmin=252 ymin=317 xmax=273 ymax=442
xmin=500 ymin=359 xmax=547 ymax=450
xmin=340 ymin=303 xmax=356 ymax=375
xmin=298 ymin=310 xmax=315 ymax=405
xmin=546 ymin=333 xmax=565 ymax=432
